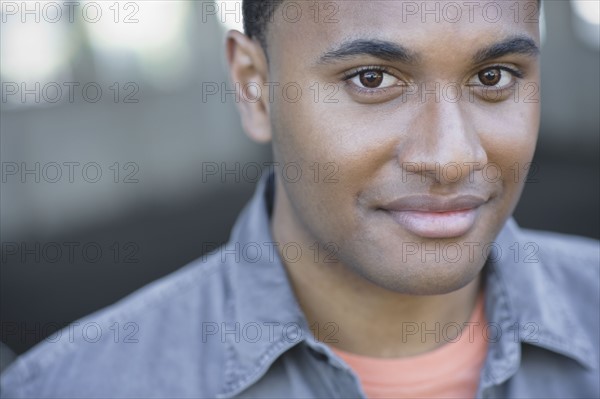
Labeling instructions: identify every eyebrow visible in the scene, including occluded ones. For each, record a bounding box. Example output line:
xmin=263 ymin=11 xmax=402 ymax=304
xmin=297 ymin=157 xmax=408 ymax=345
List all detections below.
xmin=315 ymin=35 xmax=539 ymax=66
xmin=472 ymin=36 xmax=540 ymax=64
xmin=316 ymin=39 xmax=419 ymax=65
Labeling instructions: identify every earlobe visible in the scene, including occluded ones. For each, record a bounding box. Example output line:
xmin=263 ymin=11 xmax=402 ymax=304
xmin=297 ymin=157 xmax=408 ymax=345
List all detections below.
xmin=225 ymin=30 xmax=272 ymax=143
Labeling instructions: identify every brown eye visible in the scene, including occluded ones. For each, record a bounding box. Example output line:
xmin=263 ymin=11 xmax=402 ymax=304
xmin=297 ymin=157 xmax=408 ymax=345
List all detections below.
xmin=347 ymin=68 xmax=401 ymax=93
xmin=478 ymin=68 xmax=502 ymax=86
xmin=359 ymin=71 xmax=384 ymax=88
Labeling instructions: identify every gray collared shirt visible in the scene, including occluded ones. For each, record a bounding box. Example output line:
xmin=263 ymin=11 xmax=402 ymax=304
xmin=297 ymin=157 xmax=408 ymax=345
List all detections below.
xmin=1 ymin=172 xmax=599 ymax=398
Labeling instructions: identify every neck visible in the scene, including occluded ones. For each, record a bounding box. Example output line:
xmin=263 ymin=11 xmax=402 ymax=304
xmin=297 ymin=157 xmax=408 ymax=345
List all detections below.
xmin=271 ymin=177 xmax=483 ymax=358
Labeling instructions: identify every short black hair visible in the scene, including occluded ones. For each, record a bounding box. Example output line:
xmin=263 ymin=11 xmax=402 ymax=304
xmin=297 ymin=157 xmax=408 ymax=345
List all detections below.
xmin=242 ymin=0 xmax=541 ymax=51
xmin=242 ymin=0 xmax=284 ymax=51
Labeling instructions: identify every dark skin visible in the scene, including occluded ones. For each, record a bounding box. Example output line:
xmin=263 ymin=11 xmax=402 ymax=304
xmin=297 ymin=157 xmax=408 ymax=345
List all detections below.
xmin=226 ymin=0 xmax=540 ymax=357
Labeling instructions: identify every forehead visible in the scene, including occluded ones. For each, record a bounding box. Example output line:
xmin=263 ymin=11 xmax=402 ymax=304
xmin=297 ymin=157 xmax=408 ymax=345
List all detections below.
xmin=267 ymin=0 xmax=540 ymax=64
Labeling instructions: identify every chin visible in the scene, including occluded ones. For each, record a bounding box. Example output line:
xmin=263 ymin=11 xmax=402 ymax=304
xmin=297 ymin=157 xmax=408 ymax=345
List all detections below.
xmin=347 ymin=250 xmax=484 ymax=295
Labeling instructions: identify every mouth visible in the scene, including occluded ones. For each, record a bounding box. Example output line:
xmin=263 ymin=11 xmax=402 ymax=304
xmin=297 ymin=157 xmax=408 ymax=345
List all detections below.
xmin=379 ymin=195 xmax=487 ymax=239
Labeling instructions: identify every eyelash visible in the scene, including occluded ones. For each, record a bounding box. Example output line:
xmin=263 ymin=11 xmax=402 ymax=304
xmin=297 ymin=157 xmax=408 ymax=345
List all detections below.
xmin=496 ymin=65 xmax=525 ymax=79
xmin=470 ymin=64 xmax=525 ymax=84
xmin=342 ymin=65 xmax=396 ymax=81
xmin=341 ymin=65 xmax=404 ymax=96
xmin=341 ymin=64 xmax=525 ymax=90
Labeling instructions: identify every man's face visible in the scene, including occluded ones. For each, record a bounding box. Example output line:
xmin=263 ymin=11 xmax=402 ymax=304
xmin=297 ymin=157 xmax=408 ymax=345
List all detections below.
xmin=264 ymin=0 xmax=540 ymax=294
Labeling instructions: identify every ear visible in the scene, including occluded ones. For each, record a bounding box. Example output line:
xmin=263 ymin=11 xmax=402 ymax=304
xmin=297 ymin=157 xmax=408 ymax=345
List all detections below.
xmin=225 ymin=30 xmax=272 ymax=143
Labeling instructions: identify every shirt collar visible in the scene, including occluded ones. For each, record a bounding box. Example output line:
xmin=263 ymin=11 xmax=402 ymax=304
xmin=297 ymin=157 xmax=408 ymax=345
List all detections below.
xmin=480 ymin=218 xmax=597 ymax=386
xmin=219 ymin=172 xmax=597 ymax=396
xmin=218 ymin=172 xmax=307 ymax=397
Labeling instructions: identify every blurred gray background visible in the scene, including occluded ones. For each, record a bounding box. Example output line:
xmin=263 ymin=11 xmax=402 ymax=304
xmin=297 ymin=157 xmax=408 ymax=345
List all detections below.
xmin=1 ymin=0 xmax=599 ymax=360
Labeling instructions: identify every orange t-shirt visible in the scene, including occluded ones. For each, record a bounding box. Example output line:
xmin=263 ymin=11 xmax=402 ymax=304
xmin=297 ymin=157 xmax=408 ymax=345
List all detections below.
xmin=330 ymin=292 xmax=488 ymax=399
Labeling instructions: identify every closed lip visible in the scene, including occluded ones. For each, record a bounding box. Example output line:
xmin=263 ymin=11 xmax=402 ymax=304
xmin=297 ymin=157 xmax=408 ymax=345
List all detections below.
xmin=380 ymin=194 xmax=488 ymax=213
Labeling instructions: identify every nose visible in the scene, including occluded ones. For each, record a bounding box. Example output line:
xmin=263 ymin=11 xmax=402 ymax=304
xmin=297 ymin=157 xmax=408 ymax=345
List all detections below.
xmin=397 ymin=98 xmax=488 ymax=185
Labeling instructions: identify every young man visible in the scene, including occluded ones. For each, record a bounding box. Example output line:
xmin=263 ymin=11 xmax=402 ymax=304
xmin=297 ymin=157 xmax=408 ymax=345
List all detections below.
xmin=1 ymin=1 xmax=598 ymax=398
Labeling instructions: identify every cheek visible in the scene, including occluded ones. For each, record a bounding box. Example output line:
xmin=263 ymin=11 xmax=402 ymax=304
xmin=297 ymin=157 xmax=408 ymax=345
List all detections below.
xmin=482 ymin=102 xmax=539 ymax=168
xmin=478 ymin=102 xmax=540 ymax=217
xmin=272 ymin=98 xmax=407 ymax=201
xmin=270 ymin=98 xmax=399 ymax=240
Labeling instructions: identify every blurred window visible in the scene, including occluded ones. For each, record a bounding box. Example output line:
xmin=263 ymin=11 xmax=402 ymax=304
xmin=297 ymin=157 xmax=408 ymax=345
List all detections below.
xmin=571 ymin=0 xmax=600 ymax=50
